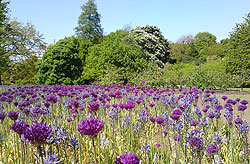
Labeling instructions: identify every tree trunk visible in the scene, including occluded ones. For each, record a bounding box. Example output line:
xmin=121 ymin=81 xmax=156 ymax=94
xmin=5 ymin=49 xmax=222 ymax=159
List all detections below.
xmin=0 ymin=72 xmax=2 ymax=85
xmin=240 ymin=84 xmax=243 ymax=92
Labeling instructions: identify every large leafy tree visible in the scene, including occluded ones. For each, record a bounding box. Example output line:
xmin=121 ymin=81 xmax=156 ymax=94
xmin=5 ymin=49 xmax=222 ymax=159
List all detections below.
xmin=36 ymin=37 xmax=83 ymax=85
xmin=0 ymin=0 xmax=11 ymax=85
xmin=130 ymin=25 xmax=171 ymax=68
xmin=82 ymin=30 xmax=147 ymax=84
xmin=75 ymin=0 xmax=103 ymax=42
xmin=225 ymin=13 xmax=250 ymax=91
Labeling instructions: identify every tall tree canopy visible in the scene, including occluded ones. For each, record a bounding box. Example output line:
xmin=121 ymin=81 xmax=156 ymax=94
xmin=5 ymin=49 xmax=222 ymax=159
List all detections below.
xmin=36 ymin=37 xmax=83 ymax=85
xmin=130 ymin=25 xmax=171 ymax=68
xmin=82 ymin=30 xmax=147 ymax=84
xmin=225 ymin=13 xmax=250 ymax=90
xmin=75 ymin=0 xmax=103 ymax=42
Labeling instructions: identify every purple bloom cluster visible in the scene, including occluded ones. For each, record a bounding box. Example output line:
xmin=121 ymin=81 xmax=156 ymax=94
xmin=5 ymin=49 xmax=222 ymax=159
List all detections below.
xmin=0 ymin=111 xmax=7 ymax=121
xmin=10 ymin=121 xmax=29 ymax=136
xmin=206 ymin=144 xmax=219 ymax=155
xmin=78 ymin=118 xmax=103 ymax=137
xmin=115 ymin=152 xmax=139 ymax=164
xmin=8 ymin=111 xmax=19 ymax=121
xmin=189 ymin=137 xmax=203 ymax=149
xmin=23 ymin=123 xmax=52 ymax=147
xmin=88 ymin=102 xmax=100 ymax=113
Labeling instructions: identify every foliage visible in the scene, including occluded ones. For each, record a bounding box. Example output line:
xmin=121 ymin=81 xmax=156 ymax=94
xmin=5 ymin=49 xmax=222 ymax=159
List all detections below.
xmin=225 ymin=13 xmax=250 ymax=90
xmin=36 ymin=37 xmax=83 ymax=85
xmin=2 ymin=56 xmax=38 ymax=84
xmin=75 ymin=0 xmax=103 ymax=42
xmin=82 ymin=30 xmax=148 ymax=84
xmin=130 ymin=25 xmax=171 ymax=67
xmin=169 ymin=43 xmax=191 ymax=63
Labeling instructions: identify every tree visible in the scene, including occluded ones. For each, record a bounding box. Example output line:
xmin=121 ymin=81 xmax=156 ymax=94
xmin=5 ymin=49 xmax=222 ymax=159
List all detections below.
xmin=0 ymin=0 xmax=11 ymax=85
xmin=176 ymin=34 xmax=194 ymax=44
xmin=130 ymin=25 xmax=171 ymax=68
xmin=225 ymin=13 xmax=250 ymax=91
xmin=75 ymin=0 xmax=103 ymax=42
xmin=82 ymin=30 xmax=148 ymax=84
xmin=169 ymin=43 xmax=190 ymax=63
xmin=36 ymin=37 xmax=83 ymax=85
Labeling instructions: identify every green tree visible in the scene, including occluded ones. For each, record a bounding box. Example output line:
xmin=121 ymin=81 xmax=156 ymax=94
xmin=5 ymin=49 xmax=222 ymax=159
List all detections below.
xmin=0 ymin=0 xmax=11 ymax=85
xmin=75 ymin=0 xmax=103 ymax=42
xmin=36 ymin=37 xmax=83 ymax=85
xmin=82 ymin=30 xmax=147 ymax=84
xmin=130 ymin=25 xmax=171 ymax=68
xmin=225 ymin=13 xmax=250 ymax=91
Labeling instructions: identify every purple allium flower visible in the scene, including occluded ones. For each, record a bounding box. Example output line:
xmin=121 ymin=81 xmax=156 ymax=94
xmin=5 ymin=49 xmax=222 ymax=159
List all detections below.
xmin=118 ymin=152 xmax=139 ymax=164
xmin=88 ymin=102 xmax=100 ymax=113
xmin=190 ymin=120 xmax=199 ymax=126
xmin=112 ymin=104 xmax=118 ymax=108
xmin=205 ymin=105 xmax=211 ymax=109
xmin=44 ymin=102 xmax=51 ymax=108
xmin=10 ymin=121 xmax=29 ymax=136
xmin=163 ymin=130 xmax=168 ymax=136
xmin=170 ymin=114 xmax=180 ymax=121
xmin=70 ymin=99 xmax=80 ymax=109
xmin=193 ymin=129 xmax=201 ymax=134
xmin=0 ymin=111 xmax=7 ymax=121
xmin=78 ymin=118 xmax=103 ymax=137
xmin=240 ymin=100 xmax=248 ymax=105
xmin=66 ymin=118 xmax=72 ymax=123
xmin=237 ymin=105 xmax=247 ymax=111
xmin=202 ymin=108 xmax=208 ymax=113
xmin=149 ymin=103 xmax=155 ymax=107
xmin=221 ymin=96 xmax=228 ymax=101
xmin=155 ymin=143 xmax=161 ymax=147
xmin=189 ymin=137 xmax=203 ymax=149
xmin=172 ymin=109 xmax=182 ymax=115
xmin=234 ymin=117 xmax=243 ymax=124
xmin=208 ymin=113 xmax=216 ymax=119
xmin=24 ymin=123 xmax=52 ymax=147
xmin=215 ymin=105 xmax=223 ymax=111
xmin=155 ymin=117 xmax=164 ymax=125
xmin=206 ymin=144 xmax=219 ymax=155
xmin=141 ymin=80 xmax=146 ymax=84
xmin=235 ymin=98 xmax=241 ymax=102
xmin=8 ymin=111 xmax=19 ymax=121
xmin=228 ymin=121 xmax=233 ymax=126
xmin=149 ymin=116 xmax=156 ymax=123
xmin=104 ymin=104 xmax=111 ymax=108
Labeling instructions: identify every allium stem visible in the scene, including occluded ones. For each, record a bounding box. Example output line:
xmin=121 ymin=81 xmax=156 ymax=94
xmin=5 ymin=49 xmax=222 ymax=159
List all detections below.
xmin=92 ymin=138 xmax=97 ymax=164
xmin=38 ymin=146 xmax=44 ymax=164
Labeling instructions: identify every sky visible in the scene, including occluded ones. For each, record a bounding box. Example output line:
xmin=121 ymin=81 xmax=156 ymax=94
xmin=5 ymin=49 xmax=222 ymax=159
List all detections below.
xmin=8 ymin=0 xmax=250 ymax=44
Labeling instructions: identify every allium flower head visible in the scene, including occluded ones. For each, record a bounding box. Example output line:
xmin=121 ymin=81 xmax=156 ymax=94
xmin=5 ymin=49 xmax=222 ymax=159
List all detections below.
xmin=8 ymin=111 xmax=19 ymax=121
xmin=10 ymin=121 xmax=29 ymax=136
xmin=78 ymin=118 xmax=103 ymax=137
xmin=221 ymin=96 xmax=228 ymax=101
xmin=190 ymin=120 xmax=199 ymax=126
xmin=206 ymin=144 xmax=219 ymax=155
xmin=234 ymin=116 xmax=243 ymax=124
xmin=215 ymin=105 xmax=223 ymax=111
xmin=237 ymin=105 xmax=247 ymax=111
xmin=24 ymin=123 xmax=51 ymax=147
xmin=88 ymin=102 xmax=100 ymax=113
xmin=117 ymin=152 xmax=139 ymax=164
xmin=189 ymin=137 xmax=203 ymax=149
xmin=170 ymin=114 xmax=180 ymax=121
xmin=240 ymin=100 xmax=248 ymax=105
xmin=155 ymin=117 xmax=164 ymax=125
xmin=172 ymin=109 xmax=182 ymax=115
xmin=0 ymin=111 xmax=7 ymax=121
xmin=208 ymin=113 xmax=216 ymax=119
xmin=149 ymin=116 xmax=156 ymax=123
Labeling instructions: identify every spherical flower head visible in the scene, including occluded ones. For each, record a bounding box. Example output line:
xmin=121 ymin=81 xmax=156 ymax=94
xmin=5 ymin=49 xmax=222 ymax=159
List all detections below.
xmin=119 ymin=152 xmax=139 ymax=164
xmin=155 ymin=143 xmax=161 ymax=147
xmin=202 ymin=108 xmax=208 ymax=113
xmin=235 ymin=98 xmax=241 ymax=102
xmin=10 ymin=121 xmax=29 ymax=136
xmin=0 ymin=111 xmax=7 ymax=121
xmin=155 ymin=117 xmax=164 ymax=125
xmin=172 ymin=109 xmax=182 ymax=115
xmin=24 ymin=123 xmax=51 ymax=147
xmin=206 ymin=144 xmax=219 ymax=155
xmin=238 ymin=105 xmax=247 ymax=111
xmin=234 ymin=117 xmax=243 ymax=124
xmin=149 ymin=116 xmax=156 ymax=123
xmin=163 ymin=130 xmax=168 ymax=136
xmin=88 ymin=102 xmax=100 ymax=113
xmin=240 ymin=100 xmax=248 ymax=105
xmin=8 ymin=111 xmax=19 ymax=121
xmin=70 ymin=99 xmax=80 ymax=109
xmin=135 ymin=99 xmax=141 ymax=104
xmin=205 ymin=105 xmax=211 ymax=109
xmin=215 ymin=105 xmax=223 ymax=111
xmin=208 ymin=113 xmax=216 ymax=119
xmin=112 ymin=104 xmax=118 ymax=108
xmin=222 ymin=96 xmax=228 ymax=101
xmin=228 ymin=121 xmax=233 ymax=126
xmin=78 ymin=118 xmax=103 ymax=137
xmin=66 ymin=118 xmax=72 ymax=123
xmin=149 ymin=103 xmax=155 ymax=107
xmin=141 ymin=80 xmax=146 ymax=84
xmin=190 ymin=120 xmax=199 ymax=126
xmin=174 ymin=135 xmax=180 ymax=141
xmin=170 ymin=114 xmax=180 ymax=121
xmin=189 ymin=137 xmax=203 ymax=149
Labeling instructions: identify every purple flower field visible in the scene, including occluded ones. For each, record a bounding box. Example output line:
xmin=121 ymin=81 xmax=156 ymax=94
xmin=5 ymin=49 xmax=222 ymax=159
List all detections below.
xmin=0 ymin=83 xmax=249 ymax=163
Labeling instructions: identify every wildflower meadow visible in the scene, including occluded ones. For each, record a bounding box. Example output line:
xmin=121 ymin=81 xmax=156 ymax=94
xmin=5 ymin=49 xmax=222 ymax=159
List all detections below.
xmin=0 ymin=83 xmax=249 ymax=164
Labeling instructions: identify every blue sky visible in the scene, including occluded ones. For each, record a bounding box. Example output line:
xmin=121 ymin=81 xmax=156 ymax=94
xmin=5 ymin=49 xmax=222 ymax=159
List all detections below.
xmin=9 ymin=0 xmax=250 ymax=44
